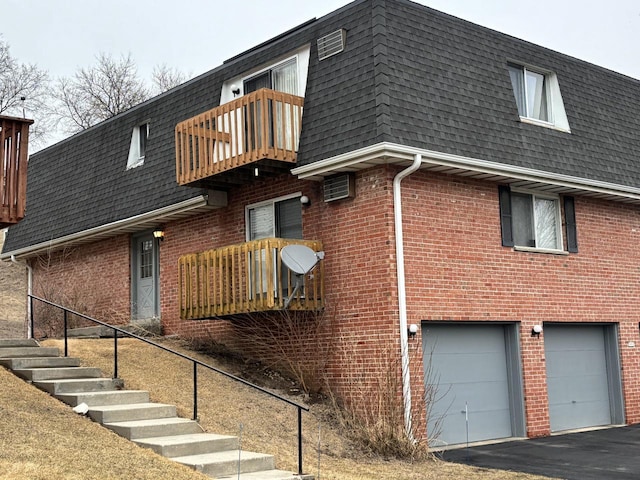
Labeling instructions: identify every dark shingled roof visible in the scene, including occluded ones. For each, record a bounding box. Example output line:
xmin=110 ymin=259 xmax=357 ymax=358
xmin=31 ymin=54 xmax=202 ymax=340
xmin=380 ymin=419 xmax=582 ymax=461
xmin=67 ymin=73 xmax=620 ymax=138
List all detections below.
xmin=6 ymin=0 xmax=640 ymax=253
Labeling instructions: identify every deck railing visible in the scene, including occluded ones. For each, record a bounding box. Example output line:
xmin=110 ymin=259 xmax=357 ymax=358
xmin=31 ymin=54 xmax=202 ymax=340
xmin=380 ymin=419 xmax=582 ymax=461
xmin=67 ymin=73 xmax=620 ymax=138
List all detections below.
xmin=0 ymin=115 xmax=33 ymax=227
xmin=175 ymin=88 xmax=304 ymax=185
xmin=179 ymin=238 xmax=323 ymax=319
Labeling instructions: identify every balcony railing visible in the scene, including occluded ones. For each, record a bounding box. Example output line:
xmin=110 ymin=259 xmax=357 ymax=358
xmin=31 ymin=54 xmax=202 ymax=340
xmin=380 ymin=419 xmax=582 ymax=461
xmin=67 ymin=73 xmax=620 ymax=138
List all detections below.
xmin=179 ymin=238 xmax=323 ymax=319
xmin=175 ymin=88 xmax=304 ymax=186
xmin=0 ymin=115 xmax=33 ymax=227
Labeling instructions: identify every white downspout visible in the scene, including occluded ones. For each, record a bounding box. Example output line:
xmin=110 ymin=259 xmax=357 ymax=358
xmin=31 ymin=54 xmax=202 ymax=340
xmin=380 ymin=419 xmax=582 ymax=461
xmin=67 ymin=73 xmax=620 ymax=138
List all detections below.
xmin=393 ymin=153 xmax=423 ymax=440
xmin=11 ymin=255 xmax=32 ymax=338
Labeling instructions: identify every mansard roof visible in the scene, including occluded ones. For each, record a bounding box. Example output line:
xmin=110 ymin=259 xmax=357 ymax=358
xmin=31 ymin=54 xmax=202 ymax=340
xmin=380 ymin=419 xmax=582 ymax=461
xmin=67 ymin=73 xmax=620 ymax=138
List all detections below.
xmin=5 ymin=0 xmax=640 ymax=254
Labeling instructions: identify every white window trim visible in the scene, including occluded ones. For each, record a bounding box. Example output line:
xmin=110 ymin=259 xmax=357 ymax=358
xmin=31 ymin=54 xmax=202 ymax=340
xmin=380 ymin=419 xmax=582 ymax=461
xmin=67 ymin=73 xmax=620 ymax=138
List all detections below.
xmin=245 ymin=192 xmax=302 ymax=241
xmin=512 ymin=188 xmax=565 ymax=253
xmin=509 ymin=63 xmax=571 ymax=133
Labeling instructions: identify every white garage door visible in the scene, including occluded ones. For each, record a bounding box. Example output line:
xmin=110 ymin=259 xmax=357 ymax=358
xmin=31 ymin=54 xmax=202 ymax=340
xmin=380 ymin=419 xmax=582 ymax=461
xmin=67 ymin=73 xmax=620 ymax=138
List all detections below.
xmin=544 ymin=324 xmax=617 ymax=432
xmin=422 ymin=323 xmax=523 ymax=446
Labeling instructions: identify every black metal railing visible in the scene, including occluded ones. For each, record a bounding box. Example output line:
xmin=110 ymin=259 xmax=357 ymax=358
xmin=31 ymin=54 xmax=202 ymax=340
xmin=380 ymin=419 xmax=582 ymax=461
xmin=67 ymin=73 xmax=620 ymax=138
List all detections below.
xmin=28 ymin=294 xmax=309 ymax=475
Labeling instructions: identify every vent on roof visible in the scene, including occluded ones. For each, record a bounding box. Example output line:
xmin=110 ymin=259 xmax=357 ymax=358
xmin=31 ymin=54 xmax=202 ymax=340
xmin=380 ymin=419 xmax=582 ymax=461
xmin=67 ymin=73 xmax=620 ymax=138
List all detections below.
xmin=324 ymin=173 xmax=355 ymax=202
xmin=317 ymin=29 xmax=346 ymax=61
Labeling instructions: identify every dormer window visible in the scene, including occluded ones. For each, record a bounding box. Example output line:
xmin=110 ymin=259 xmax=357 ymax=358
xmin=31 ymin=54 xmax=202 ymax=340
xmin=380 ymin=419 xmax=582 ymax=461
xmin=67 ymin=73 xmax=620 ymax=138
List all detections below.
xmin=508 ymin=63 xmax=570 ymax=132
xmin=127 ymin=123 xmax=149 ymax=170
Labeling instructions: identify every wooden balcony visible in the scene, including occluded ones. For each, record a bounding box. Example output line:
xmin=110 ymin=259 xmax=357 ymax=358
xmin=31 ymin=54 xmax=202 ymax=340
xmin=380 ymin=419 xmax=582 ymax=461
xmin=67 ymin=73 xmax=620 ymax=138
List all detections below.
xmin=0 ymin=115 xmax=33 ymax=228
xmin=175 ymin=88 xmax=303 ymax=188
xmin=179 ymin=238 xmax=324 ymax=319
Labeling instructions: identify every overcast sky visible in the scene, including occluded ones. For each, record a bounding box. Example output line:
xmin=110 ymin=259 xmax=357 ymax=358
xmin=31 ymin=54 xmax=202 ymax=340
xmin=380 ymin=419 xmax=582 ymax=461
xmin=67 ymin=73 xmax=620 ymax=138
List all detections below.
xmin=3 ymin=0 xmax=640 ymax=145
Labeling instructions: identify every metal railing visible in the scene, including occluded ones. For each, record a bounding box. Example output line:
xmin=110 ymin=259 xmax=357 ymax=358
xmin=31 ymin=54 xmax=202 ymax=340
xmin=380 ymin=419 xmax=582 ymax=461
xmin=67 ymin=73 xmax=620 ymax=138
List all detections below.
xmin=175 ymin=88 xmax=303 ymax=185
xmin=179 ymin=238 xmax=324 ymax=319
xmin=28 ymin=294 xmax=309 ymax=475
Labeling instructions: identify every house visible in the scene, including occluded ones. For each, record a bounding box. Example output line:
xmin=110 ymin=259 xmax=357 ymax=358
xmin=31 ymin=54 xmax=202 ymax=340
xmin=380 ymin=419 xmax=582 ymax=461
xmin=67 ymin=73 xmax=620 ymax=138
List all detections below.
xmin=5 ymin=0 xmax=640 ymax=448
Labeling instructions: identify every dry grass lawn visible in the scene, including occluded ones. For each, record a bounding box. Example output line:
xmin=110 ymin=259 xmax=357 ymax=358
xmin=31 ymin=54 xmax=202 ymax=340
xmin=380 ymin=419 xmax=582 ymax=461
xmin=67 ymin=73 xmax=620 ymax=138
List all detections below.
xmin=0 ymin=362 xmax=210 ymax=480
xmin=1 ymin=337 xmax=554 ymax=480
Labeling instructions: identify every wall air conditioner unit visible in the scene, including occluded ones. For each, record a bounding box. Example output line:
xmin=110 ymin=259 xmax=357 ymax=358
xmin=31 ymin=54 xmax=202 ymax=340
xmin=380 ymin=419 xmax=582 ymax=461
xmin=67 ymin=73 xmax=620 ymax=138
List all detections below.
xmin=317 ymin=29 xmax=346 ymax=61
xmin=323 ymin=173 xmax=355 ymax=202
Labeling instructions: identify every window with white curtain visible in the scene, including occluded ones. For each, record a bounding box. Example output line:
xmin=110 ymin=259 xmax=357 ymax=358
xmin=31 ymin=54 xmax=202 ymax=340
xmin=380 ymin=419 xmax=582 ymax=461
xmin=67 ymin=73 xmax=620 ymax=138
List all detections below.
xmin=508 ymin=64 xmax=550 ymax=122
xmin=511 ymin=192 xmax=561 ymax=250
xmin=126 ymin=123 xmax=149 ymax=170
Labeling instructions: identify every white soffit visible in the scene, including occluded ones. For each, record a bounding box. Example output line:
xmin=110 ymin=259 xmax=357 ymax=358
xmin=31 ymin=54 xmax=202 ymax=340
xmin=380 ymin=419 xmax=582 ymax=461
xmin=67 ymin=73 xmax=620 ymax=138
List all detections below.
xmin=291 ymin=142 xmax=640 ymax=205
xmin=2 ymin=194 xmax=225 ymax=260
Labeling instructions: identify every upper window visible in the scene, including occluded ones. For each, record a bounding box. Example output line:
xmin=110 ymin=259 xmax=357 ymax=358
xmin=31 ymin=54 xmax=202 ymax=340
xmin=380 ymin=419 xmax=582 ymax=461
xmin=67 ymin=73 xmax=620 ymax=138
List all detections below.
xmin=127 ymin=123 xmax=149 ymax=170
xmin=244 ymin=58 xmax=298 ymax=96
xmin=499 ymin=186 xmax=578 ymax=253
xmin=507 ymin=64 xmax=570 ymax=132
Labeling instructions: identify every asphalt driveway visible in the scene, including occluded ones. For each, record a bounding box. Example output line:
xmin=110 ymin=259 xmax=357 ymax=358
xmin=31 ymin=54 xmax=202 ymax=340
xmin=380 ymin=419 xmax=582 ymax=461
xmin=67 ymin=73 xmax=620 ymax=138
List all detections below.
xmin=442 ymin=425 xmax=640 ymax=480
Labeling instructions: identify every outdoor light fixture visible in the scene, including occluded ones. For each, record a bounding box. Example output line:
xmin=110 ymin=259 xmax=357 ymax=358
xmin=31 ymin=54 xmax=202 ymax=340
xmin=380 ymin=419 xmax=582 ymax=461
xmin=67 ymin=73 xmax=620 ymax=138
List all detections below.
xmin=531 ymin=324 xmax=543 ymax=337
xmin=300 ymin=195 xmax=310 ymax=206
xmin=408 ymin=324 xmax=419 ymax=338
xmin=153 ymin=228 xmax=165 ymax=241
xmin=231 ymin=84 xmax=241 ymax=97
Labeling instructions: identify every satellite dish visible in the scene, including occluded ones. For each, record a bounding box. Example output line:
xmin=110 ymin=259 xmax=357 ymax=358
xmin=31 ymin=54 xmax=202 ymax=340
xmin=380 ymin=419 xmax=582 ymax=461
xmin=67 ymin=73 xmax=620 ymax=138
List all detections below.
xmin=280 ymin=245 xmax=325 ymax=308
xmin=281 ymin=244 xmax=320 ymax=275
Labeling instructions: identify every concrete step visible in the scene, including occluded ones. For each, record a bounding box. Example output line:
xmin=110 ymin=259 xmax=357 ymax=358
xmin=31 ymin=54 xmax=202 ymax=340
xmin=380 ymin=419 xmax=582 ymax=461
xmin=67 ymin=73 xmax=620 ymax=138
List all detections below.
xmin=135 ymin=433 xmax=238 ymax=458
xmin=34 ymin=377 xmax=124 ymax=395
xmin=0 ymin=346 xmax=59 ymax=358
xmin=104 ymin=417 xmax=202 ymax=440
xmin=0 ymin=339 xmax=38 ymax=348
xmin=13 ymin=366 xmax=103 ymax=382
xmin=174 ymin=450 xmax=275 ymax=477
xmin=0 ymin=356 xmax=81 ymax=370
xmin=88 ymin=403 xmax=176 ymax=423
xmin=218 ymin=470 xmax=314 ymax=480
xmin=56 ymin=390 xmax=150 ymax=407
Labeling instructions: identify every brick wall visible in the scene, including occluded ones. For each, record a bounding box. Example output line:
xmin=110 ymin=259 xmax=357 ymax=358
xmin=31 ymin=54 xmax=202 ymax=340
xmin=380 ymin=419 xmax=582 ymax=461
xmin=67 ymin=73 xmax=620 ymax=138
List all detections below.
xmin=29 ymin=164 xmax=640 ymax=440
xmin=30 ymin=235 xmax=131 ymax=329
xmin=399 ymin=169 xmax=640 ymax=437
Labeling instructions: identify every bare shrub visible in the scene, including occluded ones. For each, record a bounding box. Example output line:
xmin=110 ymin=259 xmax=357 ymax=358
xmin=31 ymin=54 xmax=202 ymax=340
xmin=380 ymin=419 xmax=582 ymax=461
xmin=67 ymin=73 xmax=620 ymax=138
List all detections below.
xmin=327 ymin=333 xmax=430 ymax=461
xmin=227 ymin=308 xmax=335 ymax=397
xmin=31 ymin=247 xmax=129 ymax=338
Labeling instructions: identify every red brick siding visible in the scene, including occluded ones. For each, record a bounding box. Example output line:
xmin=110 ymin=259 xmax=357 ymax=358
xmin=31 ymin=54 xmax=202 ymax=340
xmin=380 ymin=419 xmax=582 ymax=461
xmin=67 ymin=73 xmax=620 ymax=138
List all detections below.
xmin=31 ymin=235 xmax=131 ymax=325
xmin=399 ymin=170 xmax=640 ymax=437
xmin=30 ymin=165 xmax=640 ymax=440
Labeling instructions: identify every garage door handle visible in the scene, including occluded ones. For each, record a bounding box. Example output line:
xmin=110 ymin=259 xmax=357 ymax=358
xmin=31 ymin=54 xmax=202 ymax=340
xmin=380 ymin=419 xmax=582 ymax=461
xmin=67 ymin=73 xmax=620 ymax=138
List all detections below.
xmin=572 ymin=400 xmax=577 ymax=404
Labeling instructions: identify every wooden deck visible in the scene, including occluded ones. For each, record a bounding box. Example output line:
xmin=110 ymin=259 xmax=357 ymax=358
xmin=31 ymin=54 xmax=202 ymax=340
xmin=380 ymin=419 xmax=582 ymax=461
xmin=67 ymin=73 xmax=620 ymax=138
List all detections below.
xmin=179 ymin=238 xmax=323 ymax=319
xmin=175 ymin=88 xmax=303 ymax=187
xmin=0 ymin=115 xmax=33 ymax=227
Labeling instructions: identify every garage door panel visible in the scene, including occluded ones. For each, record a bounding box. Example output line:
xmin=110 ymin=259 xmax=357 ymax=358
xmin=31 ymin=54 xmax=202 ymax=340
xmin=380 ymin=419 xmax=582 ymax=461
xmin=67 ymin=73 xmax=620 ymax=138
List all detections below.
xmin=545 ymin=325 xmax=612 ymax=432
xmin=424 ymin=324 xmax=519 ymax=446
xmin=433 ymin=353 xmax=509 ymax=383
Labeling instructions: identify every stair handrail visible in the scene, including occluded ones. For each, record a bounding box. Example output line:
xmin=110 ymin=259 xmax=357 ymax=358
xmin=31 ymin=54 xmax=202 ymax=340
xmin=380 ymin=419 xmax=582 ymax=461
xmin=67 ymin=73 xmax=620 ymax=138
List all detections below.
xmin=28 ymin=294 xmax=309 ymax=475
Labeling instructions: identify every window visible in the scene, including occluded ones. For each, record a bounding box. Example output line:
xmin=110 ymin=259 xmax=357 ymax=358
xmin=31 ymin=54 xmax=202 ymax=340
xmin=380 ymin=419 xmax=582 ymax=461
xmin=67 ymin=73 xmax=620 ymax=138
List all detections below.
xmin=499 ymin=186 xmax=578 ymax=252
xmin=126 ymin=123 xmax=149 ymax=170
xmin=247 ymin=195 xmax=302 ymax=240
xmin=507 ymin=64 xmax=570 ymax=132
xmin=243 ymin=58 xmax=298 ymax=95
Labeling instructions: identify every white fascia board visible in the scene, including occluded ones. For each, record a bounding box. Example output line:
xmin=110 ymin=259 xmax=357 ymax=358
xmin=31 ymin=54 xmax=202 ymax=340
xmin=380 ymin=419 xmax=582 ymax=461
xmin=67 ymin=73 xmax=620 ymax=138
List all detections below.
xmin=292 ymin=142 xmax=640 ymax=202
xmin=2 ymin=195 xmax=217 ymax=260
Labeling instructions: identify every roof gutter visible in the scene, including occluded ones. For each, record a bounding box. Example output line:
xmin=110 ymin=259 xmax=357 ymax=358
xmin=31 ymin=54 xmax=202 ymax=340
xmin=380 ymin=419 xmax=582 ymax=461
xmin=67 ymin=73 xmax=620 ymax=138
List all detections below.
xmin=393 ymin=153 xmax=424 ymax=441
xmin=2 ymin=194 xmax=224 ymax=260
xmin=292 ymin=142 xmax=640 ymax=203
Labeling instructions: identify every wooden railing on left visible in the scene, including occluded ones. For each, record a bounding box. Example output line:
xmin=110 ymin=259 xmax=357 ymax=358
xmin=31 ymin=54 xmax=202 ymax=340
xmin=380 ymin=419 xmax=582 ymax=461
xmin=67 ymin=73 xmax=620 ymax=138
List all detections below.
xmin=179 ymin=238 xmax=324 ymax=319
xmin=0 ymin=115 xmax=33 ymax=227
